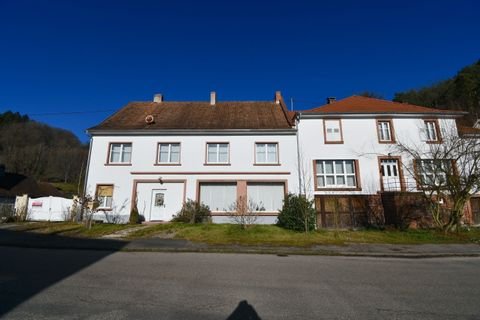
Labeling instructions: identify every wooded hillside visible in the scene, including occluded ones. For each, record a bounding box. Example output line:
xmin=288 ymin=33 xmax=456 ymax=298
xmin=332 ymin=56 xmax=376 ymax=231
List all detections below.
xmin=0 ymin=111 xmax=88 ymax=185
xmin=394 ymin=60 xmax=480 ymax=125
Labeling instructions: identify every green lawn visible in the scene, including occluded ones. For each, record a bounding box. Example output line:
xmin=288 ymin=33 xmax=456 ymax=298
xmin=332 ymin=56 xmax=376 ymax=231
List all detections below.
xmin=126 ymin=223 xmax=480 ymax=246
xmin=8 ymin=222 xmax=480 ymax=246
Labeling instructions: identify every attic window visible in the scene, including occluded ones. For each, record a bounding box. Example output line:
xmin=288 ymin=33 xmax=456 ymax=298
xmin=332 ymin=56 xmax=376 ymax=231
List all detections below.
xmin=324 ymin=119 xmax=343 ymax=143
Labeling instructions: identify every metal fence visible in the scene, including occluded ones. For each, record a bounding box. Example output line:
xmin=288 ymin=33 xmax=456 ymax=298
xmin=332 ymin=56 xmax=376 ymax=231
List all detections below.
xmin=382 ymin=178 xmax=418 ymax=192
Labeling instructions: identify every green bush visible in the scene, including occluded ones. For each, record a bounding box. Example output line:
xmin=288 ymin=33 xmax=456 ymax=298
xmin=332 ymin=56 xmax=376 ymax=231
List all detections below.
xmin=173 ymin=199 xmax=211 ymax=224
xmin=277 ymin=193 xmax=316 ymax=232
xmin=129 ymin=205 xmax=140 ymax=224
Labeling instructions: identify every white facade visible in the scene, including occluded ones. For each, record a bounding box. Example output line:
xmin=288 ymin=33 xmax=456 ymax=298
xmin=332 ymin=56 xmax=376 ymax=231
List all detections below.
xmin=85 ymin=94 xmax=465 ymax=224
xmin=85 ymin=132 xmax=298 ymax=223
xmin=297 ymin=114 xmax=459 ymax=197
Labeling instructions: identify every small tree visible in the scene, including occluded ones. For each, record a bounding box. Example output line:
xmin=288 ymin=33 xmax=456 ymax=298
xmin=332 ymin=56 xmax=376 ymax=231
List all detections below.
xmin=277 ymin=193 xmax=316 ymax=232
xmin=172 ymin=199 xmax=211 ymax=223
xmin=228 ymin=196 xmax=260 ymax=229
xmin=129 ymin=193 xmax=140 ymax=224
xmin=395 ymin=125 xmax=480 ymax=232
xmin=81 ymin=195 xmax=98 ymax=229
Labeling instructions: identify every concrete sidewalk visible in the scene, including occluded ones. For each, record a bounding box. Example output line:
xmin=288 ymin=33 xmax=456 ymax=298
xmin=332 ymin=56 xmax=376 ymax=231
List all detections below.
xmin=0 ymin=227 xmax=479 ymax=257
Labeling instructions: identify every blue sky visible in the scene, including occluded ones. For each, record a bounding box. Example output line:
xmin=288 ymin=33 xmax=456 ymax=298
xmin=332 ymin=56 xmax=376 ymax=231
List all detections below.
xmin=0 ymin=0 xmax=479 ymax=142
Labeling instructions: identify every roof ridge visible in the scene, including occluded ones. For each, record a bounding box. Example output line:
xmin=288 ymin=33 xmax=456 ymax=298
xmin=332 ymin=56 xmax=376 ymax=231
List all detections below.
xmin=130 ymin=100 xmax=276 ymax=104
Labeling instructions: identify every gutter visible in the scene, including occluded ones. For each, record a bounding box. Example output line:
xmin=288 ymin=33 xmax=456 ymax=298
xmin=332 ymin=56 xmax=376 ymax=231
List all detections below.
xmin=86 ymin=128 xmax=297 ymax=136
xmin=298 ymin=112 xmax=467 ymax=119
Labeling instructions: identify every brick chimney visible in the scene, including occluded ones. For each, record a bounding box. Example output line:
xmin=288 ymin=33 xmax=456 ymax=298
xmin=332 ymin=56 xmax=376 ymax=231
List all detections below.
xmin=275 ymin=91 xmax=282 ymax=104
xmin=210 ymin=91 xmax=216 ymax=105
xmin=326 ymin=97 xmax=336 ymax=104
xmin=153 ymin=93 xmax=163 ymax=103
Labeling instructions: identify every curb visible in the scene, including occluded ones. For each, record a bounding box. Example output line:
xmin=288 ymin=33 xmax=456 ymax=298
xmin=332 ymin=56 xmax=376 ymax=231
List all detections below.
xmin=1 ymin=242 xmax=479 ymax=259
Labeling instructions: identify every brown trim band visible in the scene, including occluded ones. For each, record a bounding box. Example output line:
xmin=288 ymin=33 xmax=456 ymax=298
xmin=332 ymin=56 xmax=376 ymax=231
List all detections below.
xmin=211 ymin=212 xmax=279 ymax=217
xmin=131 ymin=171 xmax=291 ymax=175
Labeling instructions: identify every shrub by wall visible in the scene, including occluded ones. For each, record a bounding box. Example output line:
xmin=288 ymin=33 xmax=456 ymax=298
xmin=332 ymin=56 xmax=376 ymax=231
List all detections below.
xmin=277 ymin=194 xmax=316 ymax=232
xmin=173 ymin=199 xmax=211 ymax=224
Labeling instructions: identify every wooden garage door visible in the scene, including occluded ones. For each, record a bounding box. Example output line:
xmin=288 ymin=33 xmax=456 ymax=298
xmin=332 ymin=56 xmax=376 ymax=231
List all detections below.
xmin=315 ymin=195 xmax=369 ymax=228
xmin=470 ymin=197 xmax=480 ymax=224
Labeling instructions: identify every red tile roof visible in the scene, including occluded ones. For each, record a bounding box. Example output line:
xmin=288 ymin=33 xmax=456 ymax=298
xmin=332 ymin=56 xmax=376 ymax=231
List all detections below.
xmin=458 ymin=125 xmax=480 ymax=137
xmin=305 ymin=96 xmax=466 ymax=115
xmin=89 ymin=99 xmax=294 ymax=131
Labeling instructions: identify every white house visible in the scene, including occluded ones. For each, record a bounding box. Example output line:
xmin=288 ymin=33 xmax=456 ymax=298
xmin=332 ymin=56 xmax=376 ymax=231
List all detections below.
xmin=85 ymin=93 xmax=472 ymax=226
xmin=84 ymin=92 xmax=298 ymax=223
xmin=297 ymin=96 xmax=467 ymax=227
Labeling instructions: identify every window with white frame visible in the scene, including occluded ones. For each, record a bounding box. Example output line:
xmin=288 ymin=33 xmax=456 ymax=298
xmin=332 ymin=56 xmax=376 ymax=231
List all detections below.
xmin=199 ymin=183 xmax=236 ymax=211
xmin=247 ymin=183 xmax=284 ymax=212
xmin=377 ymin=120 xmax=393 ymax=142
xmin=109 ymin=143 xmax=132 ymax=164
xmin=324 ymin=119 xmax=342 ymax=142
xmin=158 ymin=143 xmax=180 ymax=164
xmin=424 ymin=120 xmax=439 ymax=142
xmin=415 ymin=159 xmax=451 ymax=187
xmin=255 ymin=143 xmax=278 ymax=164
xmin=315 ymin=160 xmax=357 ymax=188
xmin=96 ymin=185 xmax=113 ymax=209
xmin=207 ymin=143 xmax=229 ymax=164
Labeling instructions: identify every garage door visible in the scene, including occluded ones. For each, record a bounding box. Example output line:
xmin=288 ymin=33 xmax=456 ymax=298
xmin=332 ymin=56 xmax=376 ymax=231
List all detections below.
xmin=315 ymin=195 xmax=369 ymax=228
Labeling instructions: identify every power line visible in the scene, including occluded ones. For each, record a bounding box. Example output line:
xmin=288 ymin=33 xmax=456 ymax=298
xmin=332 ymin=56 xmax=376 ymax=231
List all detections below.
xmin=27 ymin=109 xmax=117 ymax=117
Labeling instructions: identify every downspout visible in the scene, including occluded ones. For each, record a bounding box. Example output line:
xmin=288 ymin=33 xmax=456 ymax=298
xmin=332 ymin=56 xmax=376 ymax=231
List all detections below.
xmin=295 ymin=115 xmax=303 ymax=195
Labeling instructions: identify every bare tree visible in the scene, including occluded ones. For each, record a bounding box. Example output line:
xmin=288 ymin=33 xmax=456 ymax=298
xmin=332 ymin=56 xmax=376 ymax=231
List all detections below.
xmin=228 ymin=196 xmax=260 ymax=229
xmin=394 ymin=125 xmax=480 ymax=232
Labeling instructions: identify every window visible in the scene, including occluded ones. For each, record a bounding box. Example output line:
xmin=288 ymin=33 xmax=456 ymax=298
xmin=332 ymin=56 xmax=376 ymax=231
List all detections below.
xmin=96 ymin=185 xmax=113 ymax=209
xmin=158 ymin=143 xmax=180 ymax=164
xmin=108 ymin=143 xmax=132 ymax=164
xmin=315 ymin=160 xmax=357 ymax=188
xmin=324 ymin=119 xmax=343 ymax=143
xmin=415 ymin=159 xmax=452 ymax=187
xmin=206 ymin=143 xmax=229 ymax=164
xmin=255 ymin=143 xmax=278 ymax=164
xmin=424 ymin=120 xmax=440 ymax=142
xmin=377 ymin=120 xmax=394 ymax=142
xmin=199 ymin=183 xmax=236 ymax=211
xmin=247 ymin=183 xmax=284 ymax=212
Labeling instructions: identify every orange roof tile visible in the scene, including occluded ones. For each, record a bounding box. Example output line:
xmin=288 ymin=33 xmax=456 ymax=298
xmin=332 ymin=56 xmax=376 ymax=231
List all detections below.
xmin=305 ymin=96 xmax=466 ymax=115
xmin=458 ymin=125 xmax=480 ymax=136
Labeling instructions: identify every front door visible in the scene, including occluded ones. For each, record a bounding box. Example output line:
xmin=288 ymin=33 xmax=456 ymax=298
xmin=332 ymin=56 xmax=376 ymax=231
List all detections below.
xmin=149 ymin=189 xmax=168 ymax=221
xmin=380 ymin=159 xmax=401 ymax=191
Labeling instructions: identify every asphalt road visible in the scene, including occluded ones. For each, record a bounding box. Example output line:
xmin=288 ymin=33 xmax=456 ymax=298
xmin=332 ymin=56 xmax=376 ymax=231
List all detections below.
xmin=1 ymin=247 xmax=479 ymax=319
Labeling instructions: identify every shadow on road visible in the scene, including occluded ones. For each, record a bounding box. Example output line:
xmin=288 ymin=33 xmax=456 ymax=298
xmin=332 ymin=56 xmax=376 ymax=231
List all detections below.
xmin=226 ymin=300 xmax=262 ymax=320
xmin=0 ymin=228 xmax=128 ymax=317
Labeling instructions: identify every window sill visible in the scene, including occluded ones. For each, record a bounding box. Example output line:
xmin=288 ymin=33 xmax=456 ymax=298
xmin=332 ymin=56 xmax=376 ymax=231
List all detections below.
xmin=211 ymin=211 xmax=279 ymax=216
xmin=315 ymin=187 xmax=362 ymax=191
xmin=97 ymin=207 xmax=113 ymax=211
xmin=426 ymin=140 xmax=442 ymax=144
xmin=378 ymin=140 xmax=396 ymax=144
xmin=253 ymin=163 xmax=281 ymax=166
xmin=203 ymin=163 xmax=231 ymax=166
xmin=154 ymin=163 xmax=181 ymax=166
xmin=104 ymin=163 xmax=132 ymax=166
xmin=324 ymin=141 xmax=344 ymax=144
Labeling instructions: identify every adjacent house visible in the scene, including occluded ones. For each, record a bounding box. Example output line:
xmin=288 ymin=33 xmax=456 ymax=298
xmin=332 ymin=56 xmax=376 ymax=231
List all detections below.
xmin=85 ymin=92 xmax=298 ymax=223
xmin=85 ymin=93 xmax=473 ymax=226
xmin=297 ymin=96 xmax=467 ymax=227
